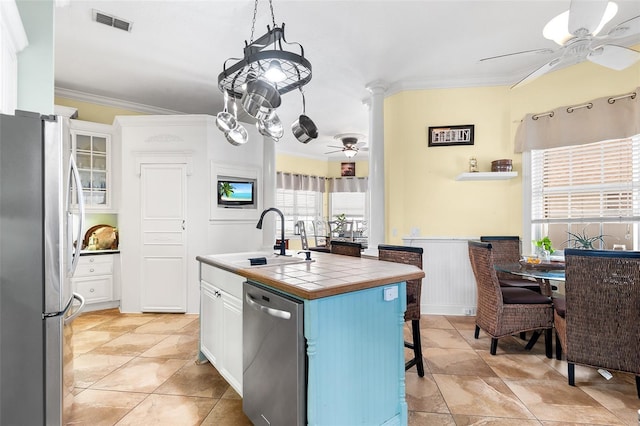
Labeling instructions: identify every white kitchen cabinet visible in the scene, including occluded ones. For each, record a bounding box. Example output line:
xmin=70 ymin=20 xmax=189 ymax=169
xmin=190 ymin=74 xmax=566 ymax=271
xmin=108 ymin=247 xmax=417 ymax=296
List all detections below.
xmin=69 ymin=120 xmax=114 ymax=211
xmin=72 ymin=254 xmax=120 ymax=312
xmin=199 ymin=264 xmax=244 ymax=395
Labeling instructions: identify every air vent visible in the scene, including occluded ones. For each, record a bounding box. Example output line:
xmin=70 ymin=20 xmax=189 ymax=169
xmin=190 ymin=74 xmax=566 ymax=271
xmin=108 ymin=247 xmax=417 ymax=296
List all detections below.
xmin=92 ymin=9 xmax=132 ymax=32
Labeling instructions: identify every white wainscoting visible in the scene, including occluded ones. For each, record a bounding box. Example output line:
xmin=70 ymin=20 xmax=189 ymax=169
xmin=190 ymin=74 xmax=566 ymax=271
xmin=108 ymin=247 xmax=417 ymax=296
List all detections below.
xmin=403 ymin=237 xmax=478 ymax=316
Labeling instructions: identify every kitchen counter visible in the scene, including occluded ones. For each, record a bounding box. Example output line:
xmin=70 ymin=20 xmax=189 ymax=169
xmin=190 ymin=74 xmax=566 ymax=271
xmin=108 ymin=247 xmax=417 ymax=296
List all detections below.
xmin=196 ymin=250 xmax=424 ymax=300
xmin=197 ymin=250 xmax=423 ymax=425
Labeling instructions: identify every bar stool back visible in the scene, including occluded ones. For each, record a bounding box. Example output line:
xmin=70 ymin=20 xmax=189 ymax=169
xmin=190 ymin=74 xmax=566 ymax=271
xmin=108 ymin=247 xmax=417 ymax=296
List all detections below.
xmin=378 ymin=244 xmax=425 ymax=377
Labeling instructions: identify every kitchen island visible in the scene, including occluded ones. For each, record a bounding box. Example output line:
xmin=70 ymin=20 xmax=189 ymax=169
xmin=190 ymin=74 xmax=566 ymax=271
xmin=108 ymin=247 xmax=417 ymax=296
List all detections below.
xmin=196 ymin=250 xmax=424 ymax=426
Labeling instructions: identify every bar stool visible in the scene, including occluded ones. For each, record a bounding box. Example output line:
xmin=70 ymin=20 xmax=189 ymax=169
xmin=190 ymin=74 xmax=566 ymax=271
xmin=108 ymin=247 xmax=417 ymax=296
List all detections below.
xmin=378 ymin=244 xmax=425 ymax=377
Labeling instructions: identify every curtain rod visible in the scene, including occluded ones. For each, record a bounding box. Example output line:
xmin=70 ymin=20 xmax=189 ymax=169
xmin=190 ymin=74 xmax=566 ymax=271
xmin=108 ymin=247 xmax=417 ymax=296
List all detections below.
xmin=531 ymin=90 xmax=637 ymax=121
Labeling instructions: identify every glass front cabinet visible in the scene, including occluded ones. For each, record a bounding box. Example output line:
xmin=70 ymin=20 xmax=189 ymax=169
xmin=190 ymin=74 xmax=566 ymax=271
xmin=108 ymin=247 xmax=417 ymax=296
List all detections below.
xmin=69 ymin=122 xmax=113 ymax=210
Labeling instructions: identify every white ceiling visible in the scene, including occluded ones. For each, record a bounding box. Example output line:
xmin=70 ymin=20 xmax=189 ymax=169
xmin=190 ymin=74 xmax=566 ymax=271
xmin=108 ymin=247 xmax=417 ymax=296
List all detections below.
xmin=54 ymin=0 xmax=640 ymax=160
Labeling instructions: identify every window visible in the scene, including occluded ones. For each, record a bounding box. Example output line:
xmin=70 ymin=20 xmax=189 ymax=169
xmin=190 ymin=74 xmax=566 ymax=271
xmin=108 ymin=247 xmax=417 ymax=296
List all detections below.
xmin=530 ymin=136 xmax=640 ymax=251
xmin=274 ymin=172 xmax=325 ymax=237
xmin=328 ymin=177 xmax=369 ymax=247
xmin=330 ymin=192 xmax=366 ymax=223
xmin=275 ymin=188 xmax=323 ymax=235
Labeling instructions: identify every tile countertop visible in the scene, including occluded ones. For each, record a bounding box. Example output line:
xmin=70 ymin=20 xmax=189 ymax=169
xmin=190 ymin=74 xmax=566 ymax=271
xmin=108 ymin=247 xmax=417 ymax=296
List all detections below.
xmin=196 ymin=250 xmax=425 ymax=300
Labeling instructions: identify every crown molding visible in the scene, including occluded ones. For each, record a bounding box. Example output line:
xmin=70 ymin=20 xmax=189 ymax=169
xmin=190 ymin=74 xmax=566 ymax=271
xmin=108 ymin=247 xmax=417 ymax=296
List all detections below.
xmin=386 ymin=74 xmax=517 ymax=97
xmin=113 ymin=114 xmax=212 ymax=128
xmin=55 ymin=87 xmax=185 ymax=115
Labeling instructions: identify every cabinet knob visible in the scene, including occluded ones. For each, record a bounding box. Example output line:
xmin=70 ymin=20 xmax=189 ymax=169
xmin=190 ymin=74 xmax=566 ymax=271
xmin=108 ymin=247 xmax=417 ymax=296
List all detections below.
xmin=90 ymin=268 xmax=95 ymax=272
xmin=89 ymin=258 xmax=95 ymax=262
xmin=90 ymin=288 xmax=95 ymax=292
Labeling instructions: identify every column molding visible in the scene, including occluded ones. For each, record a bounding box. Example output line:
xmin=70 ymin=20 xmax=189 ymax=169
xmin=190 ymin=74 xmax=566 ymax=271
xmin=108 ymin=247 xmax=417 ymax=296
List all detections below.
xmin=365 ymin=80 xmax=388 ymax=253
xmin=261 ymin=135 xmax=277 ymax=250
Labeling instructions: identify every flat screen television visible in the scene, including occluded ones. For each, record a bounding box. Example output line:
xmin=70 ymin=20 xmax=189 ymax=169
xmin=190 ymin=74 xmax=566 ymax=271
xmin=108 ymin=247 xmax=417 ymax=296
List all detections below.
xmin=217 ymin=177 xmax=256 ymax=208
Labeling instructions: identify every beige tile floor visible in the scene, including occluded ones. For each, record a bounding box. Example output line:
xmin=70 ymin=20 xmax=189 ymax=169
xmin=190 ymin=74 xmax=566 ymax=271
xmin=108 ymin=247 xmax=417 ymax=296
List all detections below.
xmin=66 ymin=309 xmax=640 ymax=425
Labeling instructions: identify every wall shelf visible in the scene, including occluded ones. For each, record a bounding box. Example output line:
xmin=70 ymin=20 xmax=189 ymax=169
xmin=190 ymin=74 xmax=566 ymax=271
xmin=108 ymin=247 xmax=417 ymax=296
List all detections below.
xmin=455 ymin=171 xmax=518 ymax=181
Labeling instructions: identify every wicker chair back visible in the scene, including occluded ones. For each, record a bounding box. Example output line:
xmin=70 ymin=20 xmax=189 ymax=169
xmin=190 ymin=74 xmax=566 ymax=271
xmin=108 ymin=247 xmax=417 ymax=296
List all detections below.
xmin=377 ymin=244 xmax=423 ymax=321
xmin=330 ymin=240 xmax=362 ymax=257
xmin=563 ymin=249 xmax=640 ymax=379
xmin=468 ymin=241 xmax=504 ymax=335
xmin=480 ymin=236 xmax=521 ymax=280
xmin=378 ymin=244 xmax=425 ymax=376
xmin=468 ymin=240 xmax=553 ymax=356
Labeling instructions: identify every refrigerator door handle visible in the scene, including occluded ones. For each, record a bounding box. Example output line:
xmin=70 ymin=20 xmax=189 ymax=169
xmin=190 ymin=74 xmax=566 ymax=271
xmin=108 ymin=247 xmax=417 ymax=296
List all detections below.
xmin=67 ymin=154 xmax=85 ymax=277
xmin=64 ymin=293 xmax=86 ymax=325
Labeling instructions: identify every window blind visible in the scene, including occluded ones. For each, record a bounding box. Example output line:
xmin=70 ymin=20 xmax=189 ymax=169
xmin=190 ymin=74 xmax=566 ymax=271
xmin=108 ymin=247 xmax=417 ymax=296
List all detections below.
xmin=275 ymin=188 xmax=322 ymax=234
xmin=330 ymin=192 xmax=366 ymax=221
xmin=531 ymin=137 xmax=640 ymax=223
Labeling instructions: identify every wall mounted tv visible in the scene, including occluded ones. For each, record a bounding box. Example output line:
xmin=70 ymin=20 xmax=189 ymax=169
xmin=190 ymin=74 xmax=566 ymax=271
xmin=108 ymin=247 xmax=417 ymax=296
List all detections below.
xmin=217 ymin=177 xmax=257 ymax=209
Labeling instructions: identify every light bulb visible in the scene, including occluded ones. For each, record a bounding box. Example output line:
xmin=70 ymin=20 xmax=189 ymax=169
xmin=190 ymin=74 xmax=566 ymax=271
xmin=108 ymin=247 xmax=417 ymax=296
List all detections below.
xmin=264 ymin=60 xmax=286 ymax=83
xmin=344 ymin=149 xmax=357 ymax=158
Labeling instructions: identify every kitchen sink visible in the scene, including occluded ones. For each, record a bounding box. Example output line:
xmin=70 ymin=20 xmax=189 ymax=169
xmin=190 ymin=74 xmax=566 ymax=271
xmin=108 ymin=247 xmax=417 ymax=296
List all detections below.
xmin=212 ymin=251 xmax=311 ymax=268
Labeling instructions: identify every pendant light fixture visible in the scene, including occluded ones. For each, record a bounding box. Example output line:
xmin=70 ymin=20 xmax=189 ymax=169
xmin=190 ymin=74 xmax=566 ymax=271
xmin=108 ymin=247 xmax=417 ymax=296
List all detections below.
xmin=217 ymin=0 xmax=316 ymax=145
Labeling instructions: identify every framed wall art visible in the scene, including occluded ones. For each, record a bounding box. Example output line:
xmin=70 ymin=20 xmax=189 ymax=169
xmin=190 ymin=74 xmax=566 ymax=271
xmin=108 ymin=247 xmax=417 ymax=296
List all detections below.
xmin=428 ymin=124 xmax=474 ymax=147
xmin=341 ymin=162 xmax=356 ymax=176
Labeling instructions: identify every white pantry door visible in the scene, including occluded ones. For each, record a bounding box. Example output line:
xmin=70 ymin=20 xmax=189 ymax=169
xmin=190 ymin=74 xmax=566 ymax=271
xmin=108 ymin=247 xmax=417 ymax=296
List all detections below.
xmin=140 ymin=163 xmax=187 ymax=312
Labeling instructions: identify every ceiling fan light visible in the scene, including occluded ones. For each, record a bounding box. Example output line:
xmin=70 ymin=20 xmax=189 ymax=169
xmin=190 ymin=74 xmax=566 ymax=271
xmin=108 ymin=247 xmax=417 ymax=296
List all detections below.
xmin=344 ymin=149 xmax=357 ymax=158
xmin=593 ymin=2 xmax=618 ymax=36
xmin=264 ymin=60 xmax=287 ymax=83
xmin=543 ymin=10 xmax=572 ymax=45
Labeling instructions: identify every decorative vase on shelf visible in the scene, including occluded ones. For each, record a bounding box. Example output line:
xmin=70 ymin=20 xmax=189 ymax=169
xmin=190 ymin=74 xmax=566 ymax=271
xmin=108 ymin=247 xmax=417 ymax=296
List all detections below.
xmin=468 ymin=157 xmax=478 ymax=172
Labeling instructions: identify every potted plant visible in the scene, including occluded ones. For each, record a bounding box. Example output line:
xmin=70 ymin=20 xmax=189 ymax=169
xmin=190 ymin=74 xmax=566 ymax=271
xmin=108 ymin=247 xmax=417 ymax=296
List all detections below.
xmin=534 ymin=236 xmax=555 ymax=254
xmin=565 ymin=228 xmax=605 ymax=249
xmin=333 ymin=213 xmax=348 ymax=236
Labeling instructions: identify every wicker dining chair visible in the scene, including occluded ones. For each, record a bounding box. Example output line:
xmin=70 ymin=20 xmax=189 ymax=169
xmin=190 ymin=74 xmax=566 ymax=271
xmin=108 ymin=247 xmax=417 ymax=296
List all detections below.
xmin=330 ymin=240 xmax=362 ymax=257
xmin=554 ymin=249 xmax=640 ymax=398
xmin=468 ymin=241 xmax=554 ymax=357
xmin=378 ymin=244 xmax=425 ymax=377
xmin=480 ymin=236 xmax=541 ymax=293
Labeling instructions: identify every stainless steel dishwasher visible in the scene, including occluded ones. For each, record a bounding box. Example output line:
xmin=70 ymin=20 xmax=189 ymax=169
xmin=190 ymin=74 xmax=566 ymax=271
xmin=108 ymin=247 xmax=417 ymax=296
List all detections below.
xmin=243 ymin=281 xmax=306 ymax=425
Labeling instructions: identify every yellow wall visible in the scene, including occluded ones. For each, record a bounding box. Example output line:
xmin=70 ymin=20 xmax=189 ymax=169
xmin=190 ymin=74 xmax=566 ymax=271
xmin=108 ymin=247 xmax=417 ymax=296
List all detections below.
xmin=327 ymin=160 xmax=369 ymax=178
xmin=276 ymin=155 xmax=369 ymax=178
xmin=384 ymin=56 xmax=640 ymax=244
xmin=57 ymin=52 xmax=640 ymax=247
xmin=275 ymin=154 xmax=331 ymax=176
xmin=55 ymin=96 xmax=145 ymax=124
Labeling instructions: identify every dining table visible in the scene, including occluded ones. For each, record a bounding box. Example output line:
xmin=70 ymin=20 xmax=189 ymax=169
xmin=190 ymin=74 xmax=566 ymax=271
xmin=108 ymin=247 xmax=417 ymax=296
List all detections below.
xmin=495 ymin=261 xmax=565 ymax=297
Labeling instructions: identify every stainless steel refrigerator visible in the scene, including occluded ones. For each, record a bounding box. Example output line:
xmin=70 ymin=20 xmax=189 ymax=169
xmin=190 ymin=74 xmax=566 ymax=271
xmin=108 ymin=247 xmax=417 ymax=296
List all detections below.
xmin=0 ymin=110 xmax=86 ymax=425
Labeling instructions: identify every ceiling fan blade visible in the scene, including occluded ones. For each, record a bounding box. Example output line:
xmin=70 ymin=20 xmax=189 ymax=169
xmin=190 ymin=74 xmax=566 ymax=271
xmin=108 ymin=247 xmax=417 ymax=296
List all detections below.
xmin=326 ymin=145 xmax=343 ymax=149
xmin=324 ymin=149 xmax=343 ymax=154
xmin=479 ymin=48 xmax=555 ymax=62
xmin=606 ymin=14 xmax=640 ymax=39
xmin=568 ymin=0 xmax=609 ymax=35
xmin=588 ymin=44 xmax=640 ymax=70
xmin=511 ymin=57 xmax=563 ymax=89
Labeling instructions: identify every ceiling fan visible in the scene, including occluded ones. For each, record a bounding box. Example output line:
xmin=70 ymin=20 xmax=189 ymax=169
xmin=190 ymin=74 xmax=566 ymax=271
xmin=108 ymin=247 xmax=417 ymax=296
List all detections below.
xmin=480 ymin=0 xmax=640 ymax=88
xmin=324 ymin=133 xmax=368 ymax=158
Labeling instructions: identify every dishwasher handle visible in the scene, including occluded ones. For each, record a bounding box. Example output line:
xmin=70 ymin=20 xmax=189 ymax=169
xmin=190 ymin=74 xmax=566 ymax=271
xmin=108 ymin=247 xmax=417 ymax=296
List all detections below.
xmin=245 ymin=292 xmax=292 ymax=320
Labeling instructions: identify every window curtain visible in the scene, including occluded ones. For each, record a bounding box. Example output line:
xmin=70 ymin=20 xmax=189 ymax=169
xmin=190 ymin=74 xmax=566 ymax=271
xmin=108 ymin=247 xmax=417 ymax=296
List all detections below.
xmin=326 ymin=177 xmax=368 ymax=193
xmin=276 ymin=172 xmax=325 ymax=192
xmin=515 ymin=88 xmax=639 ymax=153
